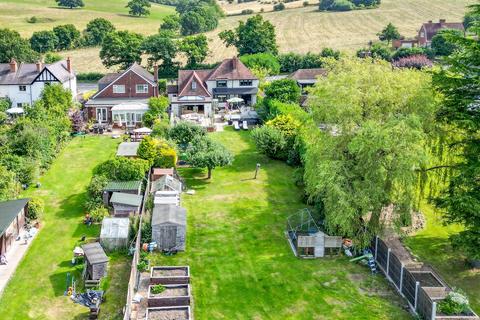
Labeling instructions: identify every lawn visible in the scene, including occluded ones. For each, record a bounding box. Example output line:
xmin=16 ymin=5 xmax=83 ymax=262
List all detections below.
xmin=0 ymin=136 xmax=130 ymax=320
xmin=148 ymin=128 xmax=410 ymax=319
xmin=404 ymin=202 xmax=480 ymax=314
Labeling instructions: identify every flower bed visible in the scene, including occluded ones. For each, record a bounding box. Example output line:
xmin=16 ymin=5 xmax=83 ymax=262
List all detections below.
xmin=150 ymin=266 xmax=190 ymax=285
xmin=148 ymin=284 xmax=191 ymax=307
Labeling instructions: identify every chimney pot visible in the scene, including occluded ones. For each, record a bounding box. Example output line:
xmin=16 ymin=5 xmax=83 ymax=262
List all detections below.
xmin=36 ymin=61 xmax=43 ymax=72
xmin=232 ymin=56 xmax=238 ymax=70
xmin=66 ymin=57 xmax=72 ymax=73
xmin=9 ymin=59 xmax=17 ymax=73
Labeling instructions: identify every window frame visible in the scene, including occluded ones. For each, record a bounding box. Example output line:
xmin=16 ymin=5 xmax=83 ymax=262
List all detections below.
xmin=113 ymin=85 xmax=126 ymax=94
xmin=216 ymin=80 xmax=227 ymax=88
xmin=136 ymin=84 xmax=148 ymax=94
xmin=19 ymin=85 xmax=27 ymax=92
xmin=239 ymin=80 xmax=253 ymax=87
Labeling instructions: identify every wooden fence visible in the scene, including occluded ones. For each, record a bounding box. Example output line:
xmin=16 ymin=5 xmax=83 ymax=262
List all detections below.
xmin=372 ymin=236 xmax=480 ymax=320
xmin=123 ymin=170 xmax=151 ymax=320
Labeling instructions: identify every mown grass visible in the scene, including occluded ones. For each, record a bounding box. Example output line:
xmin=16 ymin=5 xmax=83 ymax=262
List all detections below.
xmin=404 ymin=201 xmax=480 ymax=314
xmin=148 ymin=128 xmax=410 ymax=319
xmin=0 ymin=136 xmax=129 ymax=320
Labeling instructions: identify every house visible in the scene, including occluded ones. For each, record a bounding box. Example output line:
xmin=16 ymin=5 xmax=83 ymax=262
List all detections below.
xmin=103 ymin=180 xmax=142 ymax=206
xmin=84 ymin=63 xmax=158 ymax=127
xmin=151 ymin=204 xmax=187 ymax=251
xmin=116 ymin=142 xmax=140 ymax=158
xmin=392 ymin=38 xmax=419 ymax=49
xmin=168 ymin=57 xmax=259 ymax=119
xmin=417 ymin=19 xmax=465 ymax=47
xmin=0 ymin=199 xmax=29 ymax=256
xmin=109 ymin=192 xmax=143 ymax=217
xmin=289 ymin=68 xmax=327 ymax=94
xmin=0 ymin=58 xmax=76 ymax=108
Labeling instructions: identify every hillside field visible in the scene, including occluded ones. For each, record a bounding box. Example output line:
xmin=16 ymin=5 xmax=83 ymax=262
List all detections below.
xmin=0 ymin=0 xmax=475 ymax=73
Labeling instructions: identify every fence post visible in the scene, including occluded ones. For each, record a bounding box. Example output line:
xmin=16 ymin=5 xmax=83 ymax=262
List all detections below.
xmin=431 ymin=301 xmax=437 ymax=320
xmin=386 ymin=248 xmax=391 ymax=279
xmin=399 ymin=263 xmax=404 ymax=292
xmin=414 ymin=281 xmax=420 ymax=311
xmin=374 ymin=236 xmax=378 ymax=261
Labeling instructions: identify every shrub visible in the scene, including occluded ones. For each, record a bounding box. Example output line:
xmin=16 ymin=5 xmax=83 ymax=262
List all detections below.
xmin=137 ymin=260 xmax=149 ymax=272
xmin=26 ymin=16 xmax=38 ymax=24
xmin=392 ymin=55 xmax=432 ymax=69
xmin=151 ymin=284 xmax=166 ymax=294
xmin=251 ymin=125 xmax=288 ymax=160
xmin=76 ymin=72 xmax=105 ymax=82
xmin=95 ymin=157 xmax=150 ymax=181
xmin=155 ymin=142 xmax=177 ymax=168
xmin=303 ymin=1 xmax=309 ymax=6
xmin=391 ymin=47 xmax=434 ymax=60
xmin=273 ymin=3 xmax=285 ymax=10
xmin=241 ymin=9 xmax=254 ymax=15
xmin=90 ymin=206 xmax=109 ymax=223
xmin=264 ymin=78 xmax=301 ymax=104
xmin=266 ymin=114 xmax=300 ymax=138
xmin=27 ymin=197 xmax=44 ymax=220
xmin=240 ymin=53 xmax=280 ymax=75
xmin=167 ymin=121 xmax=206 ymax=146
xmin=85 ymin=197 xmax=103 ymax=212
xmin=87 ymin=175 xmax=108 ymax=200
xmin=438 ymin=291 xmax=470 ymax=315
xmin=44 ymin=52 xmax=62 ymax=64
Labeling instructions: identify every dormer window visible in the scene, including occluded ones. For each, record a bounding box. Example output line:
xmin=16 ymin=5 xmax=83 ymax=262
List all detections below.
xmin=216 ymin=80 xmax=227 ymax=88
xmin=192 ymin=81 xmax=197 ymax=90
xmin=240 ymin=80 xmax=252 ymax=86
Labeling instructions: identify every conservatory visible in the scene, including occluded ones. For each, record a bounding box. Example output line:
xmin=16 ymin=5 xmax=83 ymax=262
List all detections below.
xmin=111 ymin=102 xmax=149 ymax=128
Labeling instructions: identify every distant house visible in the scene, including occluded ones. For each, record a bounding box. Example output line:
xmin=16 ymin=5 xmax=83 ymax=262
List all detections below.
xmin=168 ymin=57 xmax=259 ymax=119
xmin=0 ymin=199 xmax=29 ymax=256
xmin=289 ymin=68 xmax=327 ymax=94
xmin=417 ymin=19 xmax=465 ymax=47
xmin=392 ymin=38 xmax=419 ymax=49
xmin=84 ymin=63 xmax=158 ymax=127
xmin=116 ymin=142 xmax=140 ymax=158
xmin=0 ymin=59 xmax=76 ymax=108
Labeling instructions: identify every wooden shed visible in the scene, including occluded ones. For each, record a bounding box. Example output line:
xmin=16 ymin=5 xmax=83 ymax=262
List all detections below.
xmin=0 ymin=198 xmax=29 ymax=256
xmin=82 ymin=242 xmax=108 ymax=280
xmin=286 ymin=209 xmax=342 ymax=258
xmin=103 ymin=180 xmax=142 ymax=206
xmin=152 ymin=205 xmax=187 ymax=251
xmin=109 ymin=192 xmax=143 ymax=217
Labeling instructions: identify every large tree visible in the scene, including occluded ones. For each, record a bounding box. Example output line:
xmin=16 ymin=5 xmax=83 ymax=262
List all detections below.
xmin=84 ymin=18 xmax=115 ymax=46
xmin=141 ymin=31 xmax=178 ymax=76
xmin=431 ymin=29 xmax=464 ymax=57
xmin=53 ymin=24 xmax=80 ymax=50
xmin=304 ymin=58 xmax=439 ymax=246
xmin=432 ymin=3 xmax=480 ymax=261
xmin=179 ymin=34 xmax=209 ymax=68
xmin=0 ymin=29 xmax=39 ymax=63
xmin=219 ymin=14 xmax=277 ymax=55
xmin=264 ymin=78 xmax=301 ymax=104
xmin=100 ymin=30 xmax=144 ymax=69
xmin=55 ymin=0 xmax=84 ymax=9
xmin=186 ymin=135 xmax=233 ymax=179
xmin=30 ymin=31 xmax=59 ymax=53
xmin=126 ymin=0 xmax=151 ymax=17
xmin=377 ymin=22 xmax=401 ymax=44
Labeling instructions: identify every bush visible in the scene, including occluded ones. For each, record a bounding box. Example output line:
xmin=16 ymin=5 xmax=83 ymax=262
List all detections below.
xmin=90 ymin=206 xmax=109 ymax=223
xmin=76 ymin=72 xmax=105 ymax=82
xmin=438 ymin=291 xmax=470 ymax=315
xmin=240 ymin=53 xmax=280 ymax=75
xmin=241 ymin=9 xmax=254 ymax=15
xmin=391 ymin=47 xmax=434 ymax=60
xmin=44 ymin=52 xmax=62 ymax=64
xmin=303 ymin=1 xmax=309 ymax=6
xmin=27 ymin=197 xmax=44 ymax=220
xmin=151 ymin=284 xmax=166 ymax=294
xmin=264 ymin=78 xmax=301 ymax=104
xmin=331 ymin=0 xmax=354 ymax=11
xmin=273 ymin=3 xmax=285 ymax=11
xmin=137 ymin=260 xmax=149 ymax=272
xmin=392 ymin=55 xmax=432 ymax=69
xmin=167 ymin=121 xmax=206 ymax=146
xmin=95 ymin=157 xmax=150 ymax=181
xmin=251 ymin=125 xmax=288 ymax=160
xmin=87 ymin=175 xmax=109 ymax=200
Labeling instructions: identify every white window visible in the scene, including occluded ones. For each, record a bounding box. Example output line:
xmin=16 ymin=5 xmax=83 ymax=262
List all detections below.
xmin=113 ymin=85 xmax=125 ymax=94
xmin=192 ymin=81 xmax=197 ymax=90
xmin=96 ymin=108 xmax=108 ymax=122
xmin=135 ymin=113 xmax=142 ymax=122
xmin=19 ymin=85 xmax=27 ymax=92
xmin=136 ymin=84 xmax=148 ymax=94
xmin=17 ymin=103 xmax=24 ymax=107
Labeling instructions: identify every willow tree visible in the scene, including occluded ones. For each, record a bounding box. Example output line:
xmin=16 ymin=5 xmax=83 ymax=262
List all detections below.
xmin=304 ymin=58 xmax=439 ymax=246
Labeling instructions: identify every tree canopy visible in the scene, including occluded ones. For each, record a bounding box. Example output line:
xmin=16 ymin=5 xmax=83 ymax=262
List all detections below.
xmin=377 ymin=22 xmax=401 ymax=44
xmin=30 ymin=30 xmax=58 ymax=53
xmin=179 ymin=34 xmax=209 ymax=68
xmin=264 ymin=78 xmax=301 ymax=104
xmin=55 ymin=0 xmax=84 ymax=9
xmin=431 ymin=29 xmax=464 ymax=57
xmin=84 ymin=18 xmax=115 ymax=46
xmin=0 ymin=28 xmax=39 ymax=63
xmin=126 ymin=0 xmax=151 ymax=17
xmin=219 ymin=14 xmax=278 ymax=56
xmin=186 ymin=135 xmax=233 ymax=179
xmin=100 ymin=30 xmax=144 ymax=69
xmin=53 ymin=24 xmax=81 ymax=50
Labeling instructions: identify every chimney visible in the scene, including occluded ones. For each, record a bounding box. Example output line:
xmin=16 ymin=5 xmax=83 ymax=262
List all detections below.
xmin=9 ymin=59 xmax=17 ymax=73
xmin=439 ymin=19 xmax=446 ymax=24
xmin=36 ymin=61 xmax=43 ymax=72
xmin=232 ymin=56 xmax=237 ymax=70
xmin=66 ymin=57 xmax=72 ymax=73
xmin=153 ymin=64 xmax=159 ymax=97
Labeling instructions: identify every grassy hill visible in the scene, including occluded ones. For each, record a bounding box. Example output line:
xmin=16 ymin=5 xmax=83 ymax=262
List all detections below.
xmin=0 ymin=0 xmax=474 ymax=73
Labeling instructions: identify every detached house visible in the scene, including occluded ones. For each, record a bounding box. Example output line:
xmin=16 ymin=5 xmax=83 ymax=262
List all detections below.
xmin=85 ymin=63 xmax=158 ymax=127
xmin=168 ymin=57 xmax=258 ymax=118
xmin=0 ymin=58 xmax=76 ymax=108
xmin=289 ymin=68 xmax=327 ymax=94
xmin=418 ymin=19 xmax=465 ymax=47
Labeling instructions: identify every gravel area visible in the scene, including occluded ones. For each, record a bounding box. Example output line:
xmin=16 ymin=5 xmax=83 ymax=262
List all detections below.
xmin=152 ymin=268 xmax=187 ymax=277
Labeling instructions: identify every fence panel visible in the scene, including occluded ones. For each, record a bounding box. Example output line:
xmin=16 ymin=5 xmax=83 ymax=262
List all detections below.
xmin=417 ymin=286 xmax=434 ymax=320
xmin=388 ymin=252 xmax=402 ymax=289
xmin=401 ymin=269 xmax=417 ymax=307
xmin=376 ymin=238 xmax=389 ymax=271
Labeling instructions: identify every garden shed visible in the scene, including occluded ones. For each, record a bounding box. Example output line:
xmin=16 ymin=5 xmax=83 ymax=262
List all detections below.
xmin=109 ymin=192 xmax=143 ymax=217
xmin=103 ymin=180 xmax=142 ymax=206
xmin=151 ymin=175 xmax=182 ymax=193
xmin=286 ymin=209 xmax=342 ymax=258
xmin=116 ymin=142 xmax=140 ymax=157
xmin=100 ymin=217 xmax=130 ymax=251
xmin=82 ymin=242 xmax=108 ymax=280
xmin=152 ymin=204 xmax=187 ymax=251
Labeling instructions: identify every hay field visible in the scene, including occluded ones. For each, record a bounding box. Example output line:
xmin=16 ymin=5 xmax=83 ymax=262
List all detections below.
xmin=218 ymin=0 xmax=320 ymax=15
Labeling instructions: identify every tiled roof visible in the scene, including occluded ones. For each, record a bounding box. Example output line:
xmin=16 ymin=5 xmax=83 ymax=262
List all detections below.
xmin=0 ymin=198 xmax=29 ymax=237
xmin=207 ymin=57 xmax=256 ymax=81
xmin=289 ymin=68 xmax=327 ymax=81
xmin=84 ymin=97 xmax=149 ymax=106
xmin=153 ymin=168 xmax=174 ymax=176
xmin=98 ymin=73 xmax=121 ymax=85
xmin=178 ymin=71 xmax=211 ymax=98
xmin=0 ymin=60 xmax=74 ymax=85
xmin=131 ymin=63 xmax=156 ymax=84
xmin=421 ymin=20 xmax=464 ymax=41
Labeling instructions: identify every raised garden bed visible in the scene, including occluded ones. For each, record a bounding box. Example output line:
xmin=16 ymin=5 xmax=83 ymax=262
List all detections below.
xmin=150 ymin=266 xmax=190 ymax=285
xmin=148 ymin=284 xmax=191 ymax=307
xmin=412 ymin=271 xmax=444 ymax=287
xmin=145 ymin=306 xmax=192 ymax=320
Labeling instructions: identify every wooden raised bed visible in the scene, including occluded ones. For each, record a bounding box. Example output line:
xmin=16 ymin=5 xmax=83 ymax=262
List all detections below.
xmin=145 ymin=306 xmax=192 ymax=320
xmin=148 ymin=284 xmax=191 ymax=307
xmin=150 ymin=266 xmax=190 ymax=285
